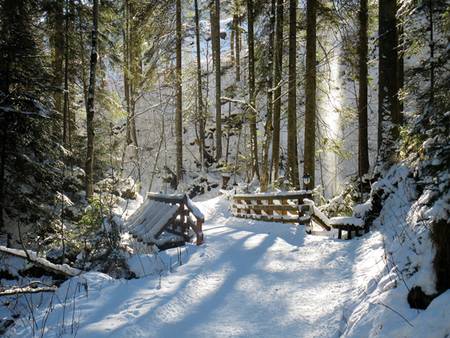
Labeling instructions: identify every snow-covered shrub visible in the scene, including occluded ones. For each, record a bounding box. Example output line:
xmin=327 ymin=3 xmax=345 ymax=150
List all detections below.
xmin=320 ymin=175 xmax=373 ymax=217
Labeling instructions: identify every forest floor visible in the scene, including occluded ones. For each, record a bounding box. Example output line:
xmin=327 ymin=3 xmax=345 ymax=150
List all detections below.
xmin=11 ymin=196 xmax=388 ymax=337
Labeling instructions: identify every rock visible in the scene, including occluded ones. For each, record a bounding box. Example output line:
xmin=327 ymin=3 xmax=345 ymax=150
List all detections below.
xmin=407 ymin=286 xmax=436 ymax=310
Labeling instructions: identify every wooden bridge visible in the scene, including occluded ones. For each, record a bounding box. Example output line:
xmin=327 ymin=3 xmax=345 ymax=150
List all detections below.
xmin=231 ymin=191 xmax=367 ymax=239
xmin=231 ymin=191 xmax=314 ymax=224
xmin=127 ymin=193 xmax=204 ymax=250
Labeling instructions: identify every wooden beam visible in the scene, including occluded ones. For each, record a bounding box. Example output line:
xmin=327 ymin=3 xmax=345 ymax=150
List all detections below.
xmin=231 ymin=204 xmax=298 ymax=212
xmin=147 ymin=192 xmax=186 ymax=203
xmin=310 ymin=214 xmax=331 ymax=231
xmin=232 ymin=192 xmax=312 ymax=201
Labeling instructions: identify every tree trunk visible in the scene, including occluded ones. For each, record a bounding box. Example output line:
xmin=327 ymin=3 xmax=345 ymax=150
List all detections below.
xmin=303 ymin=0 xmax=316 ymax=188
xmin=85 ymin=0 xmax=99 ymax=199
xmin=123 ymin=0 xmax=132 ymax=145
xmin=358 ymin=0 xmax=369 ymax=177
xmin=63 ymin=0 xmax=70 ymax=148
xmin=230 ymin=16 xmax=235 ymax=67
xmin=213 ymin=0 xmax=222 ymax=161
xmin=247 ymin=0 xmax=259 ymax=180
xmin=128 ymin=1 xmax=139 ymax=150
xmin=0 ymin=0 xmax=12 ymax=230
xmin=68 ymin=0 xmax=76 ymax=148
xmin=377 ymin=0 xmax=399 ymax=164
xmin=287 ymin=0 xmax=299 ymax=188
xmin=271 ymin=0 xmax=284 ymax=181
xmin=194 ymin=0 xmax=206 ymax=171
xmin=261 ymin=0 xmax=276 ymax=192
xmin=175 ymin=0 xmax=183 ymax=185
xmin=234 ymin=13 xmax=241 ymax=82
xmin=428 ymin=0 xmax=434 ymax=106
xmin=0 ymin=121 xmax=6 ymax=230
xmin=53 ymin=0 xmax=65 ymax=140
xmin=76 ymin=0 xmax=88 ymax=113
xmin=397 ymin=2 xmax=404 ymax=115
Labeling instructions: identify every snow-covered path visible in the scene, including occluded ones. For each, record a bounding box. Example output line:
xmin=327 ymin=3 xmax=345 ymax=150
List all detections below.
xmin=12 ymin=196 xmax=385 ymax=338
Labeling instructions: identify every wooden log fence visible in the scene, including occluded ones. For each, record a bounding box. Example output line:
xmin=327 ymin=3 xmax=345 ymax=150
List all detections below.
xmin=231 ymin=192 xmax=368 ymax=239
xmin=231 ymin=191 xmax=313 ymax=224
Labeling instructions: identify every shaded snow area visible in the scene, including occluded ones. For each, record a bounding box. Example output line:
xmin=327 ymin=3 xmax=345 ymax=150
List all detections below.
xmin=4 ymin=193 xmax=449 ymax=337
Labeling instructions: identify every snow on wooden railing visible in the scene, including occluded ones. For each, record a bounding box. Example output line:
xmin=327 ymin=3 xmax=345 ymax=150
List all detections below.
xmin=231 ymin=193 xmax=368 ymax=239
xmin=231 ymin=191 xmax=313 ymax=224
xmin=302 ymin=198 xmax=331 ymax=231
xmin=302 ymin=199 xmax=368 ymax=238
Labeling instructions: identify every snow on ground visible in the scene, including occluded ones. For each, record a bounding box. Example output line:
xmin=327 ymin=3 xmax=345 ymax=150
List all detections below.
xmin=7 ymin=195 xmax=388 ymax=338
xmin=342 ymin=165 xmax=450 ymax=338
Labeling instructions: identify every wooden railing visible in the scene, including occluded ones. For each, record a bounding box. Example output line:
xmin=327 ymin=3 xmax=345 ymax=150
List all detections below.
xmin=231 ymin=191 xmax=369 ymax=239
xmin=230 ymin=191 xmax=313 ymax=223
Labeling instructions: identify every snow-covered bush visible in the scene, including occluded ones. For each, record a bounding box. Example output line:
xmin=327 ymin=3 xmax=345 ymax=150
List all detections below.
xmin=319 ymin=175 xmax=373 ymax=217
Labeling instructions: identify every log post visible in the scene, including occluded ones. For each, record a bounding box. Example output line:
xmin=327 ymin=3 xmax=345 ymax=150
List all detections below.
xmin=196 ymin=219 xmax=204 ymax=245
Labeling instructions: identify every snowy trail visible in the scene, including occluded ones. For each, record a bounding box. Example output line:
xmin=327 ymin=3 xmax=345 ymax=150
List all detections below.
xmin=12 ymin=196 xmax=385 ymax=338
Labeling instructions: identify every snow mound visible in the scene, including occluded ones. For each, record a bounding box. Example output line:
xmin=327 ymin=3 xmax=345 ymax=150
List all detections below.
xmin=392 ymin=290 xmax=450 ymax=338
xmin=330 ymin=216 xmax=364 ymax=228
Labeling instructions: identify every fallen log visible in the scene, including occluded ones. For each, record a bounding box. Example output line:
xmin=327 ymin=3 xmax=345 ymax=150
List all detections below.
xmin=0 ymin=246 xmax=81 ymax=277
xmin=0 ymin=286 xmax=57 ymax=296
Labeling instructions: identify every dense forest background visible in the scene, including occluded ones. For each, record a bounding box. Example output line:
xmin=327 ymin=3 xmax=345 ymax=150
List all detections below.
xmin=0 ymin=0 xmax=449 ymax=334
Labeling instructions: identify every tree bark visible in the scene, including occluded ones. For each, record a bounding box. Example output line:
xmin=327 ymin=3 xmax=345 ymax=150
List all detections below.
xmin=175 ymin=0 xmax=183 ymax=185
xmin=210 ymin=0 xmax=222 ymax=161
xmin=377 ymin=0 xmax=399 ymax=164
xmin=123 ymin=0 xmax=132 ymax=146
xmin=129 ymin=1 xmax=139 ymax=150
xmin=76 ymin=0 xmax=88 ymax=113
xmin=303 ymin=0 xmax=316 ymax=188
xmin=247 ymin=0 xmax=259 ymax=179
xmin=63 ymin=0 xmax=71 ymax=148
xmin=287 ymin=0 xmax=299 ymax=188
xmin=231 ymin=16 xmax=235 ymax=67
xmin=261 ymin=0 xmax=276 ymax=191
xmin=194 ymin=0 xmax=206 ymax=171
xmin=358 ymin=0 xmax=369 ymax=177
xmin=428 ymin=0 xmax=434 ymax=106
xmin=85 ymin=0 xmax=99 ymax=199
xmin=234 ymin=13 xmax=241 ymax=82
xmin=397 ymin=2 xmax=404 ymax=115
xmin=52 ymin=0 xmax=65 ymax=140
xmin=0 ymin=121 xmax=6 ymax=230
xmin=271 ymin=0 xmax=284 ymax=181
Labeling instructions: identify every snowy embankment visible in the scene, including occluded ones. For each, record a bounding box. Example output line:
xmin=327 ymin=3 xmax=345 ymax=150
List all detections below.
xmin=5 ymin=192 xmax=449 ymax=337
xmin=343 ymin=165 xmax=450 ymax=338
